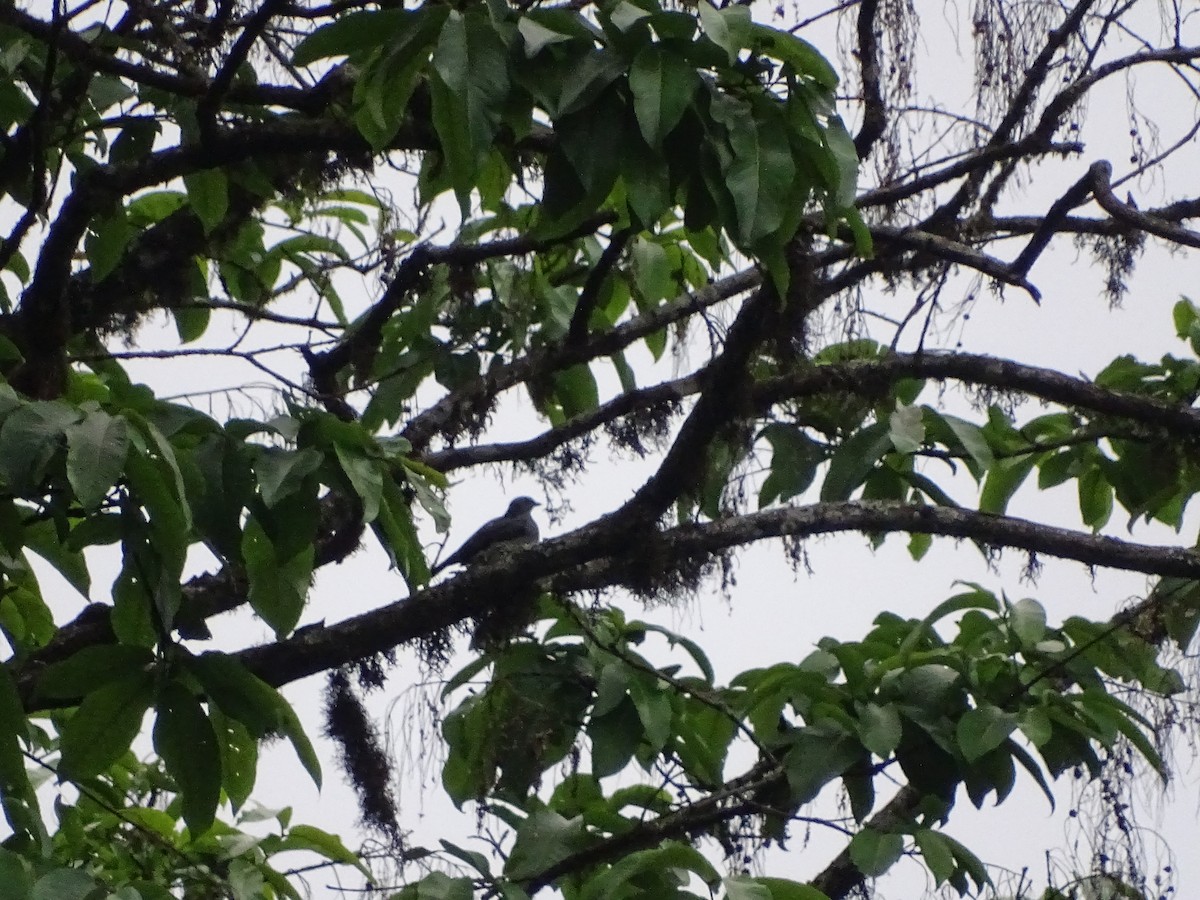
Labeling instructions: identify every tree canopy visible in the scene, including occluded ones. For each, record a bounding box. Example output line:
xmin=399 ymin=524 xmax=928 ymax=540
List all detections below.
xmin=1 ymin=1 xmax=1199 ymax=898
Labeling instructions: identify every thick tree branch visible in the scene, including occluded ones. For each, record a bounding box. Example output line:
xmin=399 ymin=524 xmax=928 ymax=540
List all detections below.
xmin=621 ymin=285 xmax=778 ymax=523
xmin=869 ymin=226 xmax=1042 ymax=300
xmin=1088 ymin=161 xmax=1200 ymax=249
xmin=427 ymin=345 xmax=1200 ymax=477
xmin=1009 ymin=167 xmax=1098 ymax=278
xmin=852 ymin=0 xmax=885 ymax=160
xmin=758 ymin=351 xmax=1200 ymax=441
xmin=160 ymin=501 xmax=1200 ymax=699
xmin=809 ymin=785 xmax=922 ymax=898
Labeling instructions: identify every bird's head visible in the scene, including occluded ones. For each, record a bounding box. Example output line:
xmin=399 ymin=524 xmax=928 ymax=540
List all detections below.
xmin=506 ymin=496 xmax=539 ymax=516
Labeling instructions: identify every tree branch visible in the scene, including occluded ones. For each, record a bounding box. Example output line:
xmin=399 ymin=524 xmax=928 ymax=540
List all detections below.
xmin=401 ymin=268 xmax=761 ymax=453
xmin=566 ymin=226 xmax=632 ymax=346
xmin=421 ymin=373 xmax=701 ymax=472
xmin=925 ymin=0 xmax=1097 ymax=230
xmin=179 ymin=501 xmax=1200 ymax=699
xmin=1088 ymin=160 xmax=1200 ymax=249
xmin=758 ymin=351 xmax=1200 ymax=440
xmin=852 ymin=0 xmax=885 ymax=160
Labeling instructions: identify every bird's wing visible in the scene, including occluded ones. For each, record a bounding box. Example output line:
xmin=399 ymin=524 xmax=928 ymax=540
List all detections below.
xmin=437 ymin=515 xmax=527 ymax=569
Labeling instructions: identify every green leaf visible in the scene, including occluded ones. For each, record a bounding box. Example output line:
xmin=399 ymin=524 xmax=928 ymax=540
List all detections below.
xmin=607 ymin=0 xmax=651 ymax=33
xmin=724 ymin=878 xmax=778 ymax=900
xmin=640 ymin=621 xmax=717 ymax=683
xmin=557 ymin=87 xmax=624 ymax=197
xmin=35 ymin=644 xmax=153 ymax=701
xmin=587 ymin=698 xmax=642 ymax=777
xmin=848 ymin=828 xmax=904 ymax=878
xmin=1009 ymin=597 xmax=1046 ymax=646
xmin=0 ymin=849 xmax=33 ymax=899
xmin=552 ymin=364 xmax=600 ymax=418
xmin=629 ymin=45 xmax=698 ymax=149
xmin=128 ymin=414 xmax=193 ymax=530
xmin=395 ymin=872 xmax=473 ymax=900
xmin=86 ymin=213 xmax=135 ymax=282
xmin=888 ymin=404 xmax=924 ymax=454
xmin=153 ymin=680 xmax=221 ymax=836
xmin=186 ymin=651 xmax=284 ymax=739
xmin=126 ymin=190 xmax=187 ymax=224
xmin=172 ymin=305 xmax=210 ymax=344
xmin=956 ymin=705 xmax=1017 ymax=762
xmin=242 ymin=517 xmax=313 ymax=638
xmin=555 ymin=48 xmax=626 ymax=117
xmin=292 ymin=9 xmax=409 ymax=64
xmin=333 ymin=444 xmax=383 ymax=523
xmin=59 ymin=670 xmax=155 ymax=780
xmin=939 ymin=833 xmax=992 ymax=891
xmin=914 ymin=829 xmax=956 ymax=887
xmin=621 ymin=134 xmax=670 ymax=227
xmin=0 ymin=664 xmax=36 ymax=839
xmin=228 ymin=859 xmax=265 ymax=900
xmin=30 ymin=869 xmax=97 ymax=900
xmin=1078 ymin=465 xmax=1113 ymax=529
xmin=429 ymin=9 xmax=509 ymax=215
xmin=697 ymin=1 xmax=751 ymax=63
xmin=110 ymin=558 xmax=156 ymax=647
xmin=253 ymin=447 xmax=322 ymax=507
xmin=23 ymin=519 xmax=91 ymax=600
xmin=712 ymin=96 xmax=796 ymax=246
xmin=896 ymin=586 xmax=999 ymax=660
xmin=628 ymin=675 xmax=673 ymax=752
xmin=579 ymin=842 xmax=718 ymax=900
xmin=373 ymin=477 xmax=430 ymax=588
xmin=504 ymin=807 xmax=587 ymax=880
xmin=752 ymin=25 xmax=838 ymax=89
xmin=941 ymin=414 xmax=994 ymax=473
xmin=820 ymin=421 xmax=892 ymax=501
xmin=907 ymin=531 xmax=932 ymax=560
xmin=725 ymin=877 xmax=831 ymax=900
xmin=821 ymin=115 xmax=860 ymax=210
xmin=979 ymin=454 xmax=1037 ymax=514
xmin=517 ymin=18 xmax=573 ymax=57
xmin=675 ymin=702 xmax=734 ymax=787
xmin=351 ymin=12 xmax=442 ymax=151
xmin=210 ymin=707 xmax=257 ymax=812
xmin=0 ymin=401 xmax=79 ymax=491
xmin=277 ymin=698 xmax=322 ymax=788
xmin=183 ymin=169 xmax=229 ymax=234
xmin=758 ymin=423 xmax=821 ymax=507
xmin=1008 ymin=737 xmax=1056 ymax=809
xmin=856 ymin=702 xmax=901 ymax=757
xmin=284 ymin=824 xmax=373 ymax=879
xmin=65 ymin=409 xmax=129 ymax=510
xmin=1172 ymin=297 xmax=1198 ymax=340
xmin=783 ymin=724 xmax=861 ymax=805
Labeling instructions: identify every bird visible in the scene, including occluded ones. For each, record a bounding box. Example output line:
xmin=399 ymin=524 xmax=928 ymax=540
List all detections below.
xmin=431 ymin=497 xmax=540 ymax=575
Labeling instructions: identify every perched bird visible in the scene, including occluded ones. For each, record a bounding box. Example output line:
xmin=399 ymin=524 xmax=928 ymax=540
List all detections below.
xmin=432 ymin=497 xmax=540 ymax=575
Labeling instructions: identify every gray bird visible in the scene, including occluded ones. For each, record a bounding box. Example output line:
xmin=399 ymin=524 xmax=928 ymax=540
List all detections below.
xmin=431 ymin=497 xmax=540 ymax=574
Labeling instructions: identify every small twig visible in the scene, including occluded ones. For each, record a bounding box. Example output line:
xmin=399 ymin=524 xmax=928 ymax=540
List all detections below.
xmin=566 ymin=226 xmax=632 ymax=346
